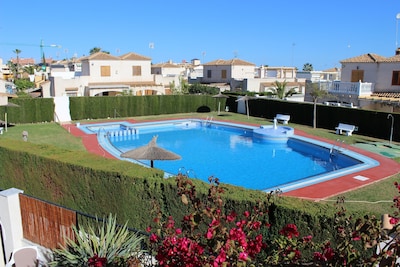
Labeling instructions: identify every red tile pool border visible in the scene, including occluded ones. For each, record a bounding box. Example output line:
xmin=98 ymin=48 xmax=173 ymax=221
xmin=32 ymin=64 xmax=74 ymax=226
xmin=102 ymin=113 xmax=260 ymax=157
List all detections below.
xmin=62 ymin=119 xmax=400 ymax=201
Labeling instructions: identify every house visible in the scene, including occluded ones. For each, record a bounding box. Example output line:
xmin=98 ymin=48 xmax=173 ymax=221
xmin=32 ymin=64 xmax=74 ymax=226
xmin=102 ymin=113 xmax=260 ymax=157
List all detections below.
xmin=47 ymin=52 xmax=166 ymax=97
xmin=151 ymin=61 xmax=186 ymax=94
xmin=303 ymin=50 xmax=400 ymax=111
xmin=9 ymin=58 xmax=35 ymax=66
xmin=201 ymin=58 xmax=256 ymax=91
xmin=340 ymin=51 xmax=400 ymax=111
xmin=246 ymin=66 xmax=305 ymax=100
xmin=296 ymin=68 xmax=341 ymax=83
xmin=0 ymin=58 xmax=18 ymax=109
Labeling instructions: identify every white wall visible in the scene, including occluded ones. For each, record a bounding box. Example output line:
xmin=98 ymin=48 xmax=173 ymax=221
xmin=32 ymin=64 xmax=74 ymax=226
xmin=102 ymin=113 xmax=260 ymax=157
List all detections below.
xmin=374 ymin=62 xmax=400 ymax=92
xmin=341 ymin=61 xmax=400 ymax=92
xmin=0 ymin=188 xmax=24 ymax=266
xmin=53 ymin=96 xmax=72 ymax=123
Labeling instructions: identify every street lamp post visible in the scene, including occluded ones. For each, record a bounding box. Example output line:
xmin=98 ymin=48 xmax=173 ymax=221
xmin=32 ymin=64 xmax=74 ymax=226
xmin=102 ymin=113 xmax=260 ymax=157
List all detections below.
xmin=388 ymin=114 xmax=394 ymax=145
xmin=396 ymin=13 xmax=400 ymax=49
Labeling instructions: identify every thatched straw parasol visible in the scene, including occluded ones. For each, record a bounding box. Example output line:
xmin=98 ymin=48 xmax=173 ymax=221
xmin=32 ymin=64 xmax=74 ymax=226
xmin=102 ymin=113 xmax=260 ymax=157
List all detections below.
xmin=120 ymin=135 xmax=181 ymax=168
xmin=212 ymin=92 xmax=229 ymax=115
xmin=235 ymin=95 xmax=254 ymax=119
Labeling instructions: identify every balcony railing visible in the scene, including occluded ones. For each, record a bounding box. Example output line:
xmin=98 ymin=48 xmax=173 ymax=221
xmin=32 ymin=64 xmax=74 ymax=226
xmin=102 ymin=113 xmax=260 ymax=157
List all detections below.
xmin=328 ymin=81 xmax=374 ymax=96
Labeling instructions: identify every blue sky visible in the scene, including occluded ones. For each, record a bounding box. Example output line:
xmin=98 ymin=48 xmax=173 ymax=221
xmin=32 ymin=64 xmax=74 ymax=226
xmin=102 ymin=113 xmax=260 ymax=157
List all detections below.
xmin=0 ymin=1 xmax=399 ymax=70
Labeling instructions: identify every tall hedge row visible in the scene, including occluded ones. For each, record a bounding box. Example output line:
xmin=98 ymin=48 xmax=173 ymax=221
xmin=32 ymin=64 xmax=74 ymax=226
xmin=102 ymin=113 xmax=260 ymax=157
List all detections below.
xmin=2 ymin=95 xmax=397 ymax=141
xmin=69 ymin=95 xmax=218 ymax=120
xmin=228 ymin=97 xmax=400 ymax=142
xmin=0 ymin=98 xmax=54 ymax=123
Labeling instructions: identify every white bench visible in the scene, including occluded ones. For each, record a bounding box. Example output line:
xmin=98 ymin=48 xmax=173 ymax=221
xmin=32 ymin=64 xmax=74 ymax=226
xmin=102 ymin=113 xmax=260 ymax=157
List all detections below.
xmin=275 ymin=114 xmax=290 ymax=124
xmin=335 ymin=123 xmax=356 ymax=136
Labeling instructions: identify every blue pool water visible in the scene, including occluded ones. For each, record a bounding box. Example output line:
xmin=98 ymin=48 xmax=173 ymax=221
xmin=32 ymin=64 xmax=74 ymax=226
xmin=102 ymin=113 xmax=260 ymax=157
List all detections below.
xmin=80 ymin=119 xmax=378 ymax=192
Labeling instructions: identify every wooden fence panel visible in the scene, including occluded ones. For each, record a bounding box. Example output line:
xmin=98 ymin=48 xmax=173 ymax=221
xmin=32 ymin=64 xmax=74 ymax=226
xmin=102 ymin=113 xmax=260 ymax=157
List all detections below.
xmin=19 ymin=194 xmax=76 ymax=249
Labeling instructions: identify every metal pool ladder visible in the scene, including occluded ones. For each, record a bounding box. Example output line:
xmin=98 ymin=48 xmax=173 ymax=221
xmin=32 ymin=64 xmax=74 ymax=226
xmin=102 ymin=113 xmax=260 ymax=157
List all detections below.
xmin=203 ymin=116 xmax=213 ymax=127
xmin=330 ymin=139 xmax=345 ymax=157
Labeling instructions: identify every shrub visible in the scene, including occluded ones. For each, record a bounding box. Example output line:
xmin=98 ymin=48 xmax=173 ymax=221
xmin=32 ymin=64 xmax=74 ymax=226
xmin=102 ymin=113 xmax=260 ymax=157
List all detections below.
xmin=147 ymin=173 xmax=400 ymax=266
xmin=51 ymin=214 xmax=146 ymax=267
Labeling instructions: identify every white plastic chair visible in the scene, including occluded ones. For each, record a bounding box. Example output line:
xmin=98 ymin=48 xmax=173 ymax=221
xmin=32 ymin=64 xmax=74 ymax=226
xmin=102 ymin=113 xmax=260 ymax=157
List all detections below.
xmin=6 ymin=246 xmax=43 ymax=267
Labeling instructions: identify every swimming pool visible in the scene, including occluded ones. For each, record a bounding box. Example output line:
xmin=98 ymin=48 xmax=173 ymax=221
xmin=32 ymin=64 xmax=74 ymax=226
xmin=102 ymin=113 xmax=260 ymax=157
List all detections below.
xmin=79 ymin=119 xmax=379 ymax=192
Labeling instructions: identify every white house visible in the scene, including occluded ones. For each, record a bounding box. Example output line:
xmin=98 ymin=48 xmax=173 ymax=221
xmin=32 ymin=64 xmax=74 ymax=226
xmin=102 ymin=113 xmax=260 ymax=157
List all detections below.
xmin=305 ymin=50 xmax=400 ymax=111
xmin=201 ymin=58 xmax=256 ymax=91
xmin=246 ymin=66 xmax=305 ymax=100
xmin=296 ymin=68 xmax=340 ymax=83
xmin=48 ymin=52 xmax=165 ymax=97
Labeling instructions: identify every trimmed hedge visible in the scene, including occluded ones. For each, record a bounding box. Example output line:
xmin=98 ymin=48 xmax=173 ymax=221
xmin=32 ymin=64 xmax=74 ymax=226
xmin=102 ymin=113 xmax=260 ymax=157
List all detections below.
xmin=2 ymin=95 xmax=397 ymax=141
xmin=0 ymin=98 xmax=54 ymax=123
xmin=69 ymin=95 xmax=219 ymax=120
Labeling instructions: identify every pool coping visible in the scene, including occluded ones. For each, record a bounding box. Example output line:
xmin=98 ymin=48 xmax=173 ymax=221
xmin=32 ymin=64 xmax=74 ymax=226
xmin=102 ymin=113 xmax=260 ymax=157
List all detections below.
xmin=62 ymin=118 xmax=400 ymax=201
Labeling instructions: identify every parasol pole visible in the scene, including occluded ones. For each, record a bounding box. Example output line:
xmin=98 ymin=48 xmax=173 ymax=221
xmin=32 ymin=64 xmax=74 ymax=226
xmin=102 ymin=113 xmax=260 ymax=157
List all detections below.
xmin=4 ymin=113 xmax=7 ymax=132
xmin=246 ymin=100 xmax=249 ymax=119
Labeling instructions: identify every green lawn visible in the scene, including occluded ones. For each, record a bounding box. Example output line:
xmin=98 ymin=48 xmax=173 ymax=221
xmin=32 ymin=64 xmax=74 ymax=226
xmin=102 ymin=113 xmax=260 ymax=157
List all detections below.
xmin=2 ymin=112 xmax=399 ymax=216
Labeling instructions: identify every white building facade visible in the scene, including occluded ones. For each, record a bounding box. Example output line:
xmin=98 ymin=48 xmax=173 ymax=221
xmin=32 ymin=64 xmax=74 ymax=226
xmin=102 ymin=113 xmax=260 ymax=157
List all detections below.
xmin=48 ymin=52 xmax=165 ymax=97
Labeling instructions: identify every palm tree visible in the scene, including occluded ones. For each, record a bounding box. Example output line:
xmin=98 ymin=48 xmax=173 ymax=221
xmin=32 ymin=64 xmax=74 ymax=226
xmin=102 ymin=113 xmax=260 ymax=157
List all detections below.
xmin=270 ymin=80 xmax=297 ymax=100
xmin=13 ymin=49 xmax=21 ymax=78
xmin=89 ymin=47 xmax=101 ymax=54
xmin=23 ymin=65 xmax=36 ymax=75
xmin=303 ymin=63 xmax=313 ymax=71
xmin=309 ymin=83 xmax=329 ymax=129
xmin=89 ymin=47 xmax=110 ymax=55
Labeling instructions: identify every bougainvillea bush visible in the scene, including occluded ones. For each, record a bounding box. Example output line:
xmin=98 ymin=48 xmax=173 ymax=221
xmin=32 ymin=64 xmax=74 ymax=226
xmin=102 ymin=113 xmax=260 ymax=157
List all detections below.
xmin=147 ymin=173 xmax=400 ymax=266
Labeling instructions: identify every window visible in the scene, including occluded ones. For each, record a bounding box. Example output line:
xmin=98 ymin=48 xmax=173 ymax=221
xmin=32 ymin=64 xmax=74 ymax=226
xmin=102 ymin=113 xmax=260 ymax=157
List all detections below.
xmin=207 ymin=70 xmax=212 ymax=78
xmin=221 ymin=69 xmax=227 ymax=79
xmin=100 ymin=66 xmax=111 ymax=76
xmin=392 ymin=71 xmax=400 ymax=85
xmin=350 ymin=70 xmax=364 ymax=82
xmin=132 ymin=66 xmax=142 ymax=76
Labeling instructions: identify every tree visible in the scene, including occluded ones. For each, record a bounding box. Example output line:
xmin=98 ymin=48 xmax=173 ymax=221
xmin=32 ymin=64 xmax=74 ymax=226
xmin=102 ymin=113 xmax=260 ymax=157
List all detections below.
xmin=309 ymin=82 xmax=329 ymax=128
xmin=270 ymin=80 xmax=297 ymax=100
xmin=89 ymin=47 xmax=101 ymax=54
xmin=14 ymin=78 xmax=35 ymax=91
xmin=89 ymin=47 xmax=110 ymax=55
xmin=13 ymin=49 xmax=21 ymax=78
xmin=303 ymin=63 xmax=313 ymax=71
xmin=170 ymin=78 xmax=190 ymax=95
xmin=23 ymin=65 xmax=36 ymax=75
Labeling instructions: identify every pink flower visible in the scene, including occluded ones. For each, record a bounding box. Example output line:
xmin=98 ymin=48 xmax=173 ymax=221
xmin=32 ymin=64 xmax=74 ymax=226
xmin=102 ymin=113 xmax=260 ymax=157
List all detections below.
xmin=279 ymin=224 xmax=299 ymax=239
xmin=150 ymin=233 xmax=159 ymax=243
xmin=250 ymin=221 xmax=261 ymax=230
xmin=243 ymin=211 xmax=250 ymax=218
xmin=226 ymin=211 xmax=237 ymax=222
xmin=351 ymin=231 xmax=361 ymax=241
xmin=390 ymin=217 xmax=400 ymax=225
xmin=206 ymin=228 xmax=214 ymax=239
xmin=213 ymin=249 xmax=226 ymax=266
xmin=175 ymin=228 xmax=182 ymax=235
xmin=88 ymin=254 xmax=107 ymax=267
xmin=239 ymin=252 xmax=248 ymax=261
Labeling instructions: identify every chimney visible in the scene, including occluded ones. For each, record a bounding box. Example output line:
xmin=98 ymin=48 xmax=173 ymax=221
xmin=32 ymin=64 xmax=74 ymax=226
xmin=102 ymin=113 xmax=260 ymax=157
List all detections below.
xmin=396 ymin=48 xmax=400 ymax=55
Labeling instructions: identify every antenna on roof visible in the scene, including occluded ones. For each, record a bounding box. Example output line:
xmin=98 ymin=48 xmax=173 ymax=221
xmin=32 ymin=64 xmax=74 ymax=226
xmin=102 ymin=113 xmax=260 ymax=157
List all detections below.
xmin=149 ymin=42 xmax=154 ymax=63
xmin=233 ymin=50 xmax=238 ymax=58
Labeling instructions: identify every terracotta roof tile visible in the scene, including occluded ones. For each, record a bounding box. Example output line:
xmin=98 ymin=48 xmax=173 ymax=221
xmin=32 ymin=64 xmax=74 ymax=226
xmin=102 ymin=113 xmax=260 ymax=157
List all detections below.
xmin=119 ymin=52 xmax=151 ymax=61
xmin=204 ymin=58 xmax=255 ymax=66
xmin=151 ymin=63 xmax=180 ymax=68
xmin=83 ymin=52 xmax=120 ymax=61
xmin=340 ymin=53 xmax=400 ymax=63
